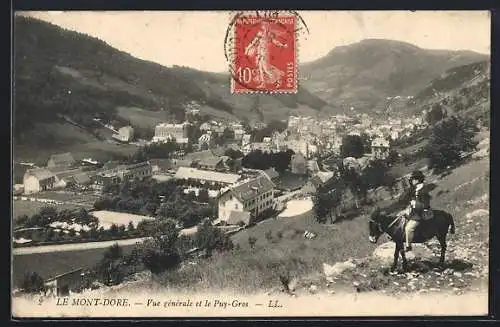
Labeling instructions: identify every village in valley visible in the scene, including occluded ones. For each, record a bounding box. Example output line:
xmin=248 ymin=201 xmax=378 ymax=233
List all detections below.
xmin=12 ymin=13 xmax=490 ymax=308
xmin=13 ymin=102 xmax=429 ymax=294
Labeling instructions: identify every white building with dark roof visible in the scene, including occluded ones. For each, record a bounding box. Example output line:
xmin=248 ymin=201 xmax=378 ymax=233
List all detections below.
xmin=218 ymin=175 xmax=275 ymax=225
xmin=174 ymin=167 xmax=240 ymax=188
xmin=23 ymin=168 xmax=56 ymax=194
xmin=112 ymin=126 xmax=134 ymax=143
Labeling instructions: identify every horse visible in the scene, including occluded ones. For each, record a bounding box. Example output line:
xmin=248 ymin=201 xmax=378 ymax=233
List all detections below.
xmin=368 ymin=207 xmax=455 ymax=272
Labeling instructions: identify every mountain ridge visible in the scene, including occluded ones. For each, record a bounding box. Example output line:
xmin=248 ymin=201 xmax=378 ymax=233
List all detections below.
xmin=301 ymin=38 xmax=488 ymax=115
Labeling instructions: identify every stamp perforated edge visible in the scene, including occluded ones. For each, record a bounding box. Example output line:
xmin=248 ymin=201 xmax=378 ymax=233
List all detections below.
xmin=228 ymin=11 xmax=299 ymax=95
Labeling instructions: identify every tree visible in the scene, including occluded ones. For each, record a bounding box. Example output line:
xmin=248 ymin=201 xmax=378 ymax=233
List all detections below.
xmin=118 ymin=224 xmax=126 ymax=237
xmin=195 ymin=220 xmax=233 ymax=257
xmin=16 ymin=214 xmax=29 ymax=227
xmin=340 ymin=135 xmax=365 ymax=158
xmin=224 ymin=148 xmax=243 ymax=159
xmin=425 ymin=115 xmax=478 ymax=170
xmin=109 ymin=223 xmax=119 ymax=237
xmin=360 ymin=133 xmax=372 ymax=154
xmin=271 ymin=149 xmax=294 ymax=173
xmin=39 ymin=206 xmax=58 ymax=222
xmin=141 ymin=219 xmax=181 ymax=274
xmin=45 ymin=228 xmax=55 ymax=242
xmin=313 ymin=189 xmax=342 ymax=224
xmin=426 ymin=103 xmax=447 ymax=124
xmin=197 ymin=189 xmax=210 ymax=203
xmin=21 ymin=272 xmax=45 ymax=293
xmin=127 ymin=221 xmax=135 ymax=232
xmin=248 ymin=236 xmax=257 ymax=249
xmin=361 ymin=160 xmax=390 ymax=189
xmin=97 ymin=244 xmax=124 ymax=286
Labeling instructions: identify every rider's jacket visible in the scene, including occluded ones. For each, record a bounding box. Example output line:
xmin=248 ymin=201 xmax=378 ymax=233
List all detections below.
xmin=407 ymin=183 xmax=431 ymax=220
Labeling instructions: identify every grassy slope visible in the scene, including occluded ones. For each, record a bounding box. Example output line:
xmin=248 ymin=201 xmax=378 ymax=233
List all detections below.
xmin=12 ymin=152 xmax=489 ymax=293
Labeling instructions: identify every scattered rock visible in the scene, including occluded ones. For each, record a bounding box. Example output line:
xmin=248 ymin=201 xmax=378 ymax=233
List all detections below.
xmin=323 ymin=259 xmax=357 ymax=281
xmin=453 ymin=272 xmax=463 ymax=278
xmin=465 ymin=209 xmax=489 ymax=220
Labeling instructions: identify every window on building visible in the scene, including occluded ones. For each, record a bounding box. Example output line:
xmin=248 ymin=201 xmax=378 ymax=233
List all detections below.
xmin=235 ymin=204 xmax=238 ymax=209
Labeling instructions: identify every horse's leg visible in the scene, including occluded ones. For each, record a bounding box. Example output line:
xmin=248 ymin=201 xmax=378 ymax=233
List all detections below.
xmin=391 ymin=242 xmax=401 ymax=272
xmin=438 ymin=234 xmax=447 ymax=269
xmin=400 ymin=247 xmax=408 ymax=272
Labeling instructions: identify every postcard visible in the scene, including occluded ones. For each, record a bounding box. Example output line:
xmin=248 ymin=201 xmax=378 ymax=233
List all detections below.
xmin=11 ymin=10 xmax=490 ymax=317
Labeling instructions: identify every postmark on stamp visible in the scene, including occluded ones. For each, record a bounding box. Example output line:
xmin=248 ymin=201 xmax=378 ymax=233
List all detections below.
xmin=224 ymin=11 xmax=308 ymax=94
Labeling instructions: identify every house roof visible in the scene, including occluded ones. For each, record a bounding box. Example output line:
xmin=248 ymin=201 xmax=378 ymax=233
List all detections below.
xmin=184 ymin=149 xmax=219 ymax=162
xmin=198 ymin=156 xmax=223 ymax=167
xmin=126 ymin=161 xmax=151 ymax=170
xmin=309 ymin=175 xmax=324 ymax=188
xmin=262 ymin=168 xmax=279 ymax=180
xmin=230 ymin=175 xmax=275 ymax=202
xmin=172 ymin=158 xmax=194 ymax=168
xmin=45 ymin=267 xmax=83 ymax=282
xmin=211 ymin=146 xmax=227 ymax=157
xmin=150 ymin=159 xmax=174 ymax=171
xmin=103 ymin=161 xmax=121 ymax=170
xmin=73 ymin=172 xmax=92 ymax=185
xmin=227 ymin=211 xmax=251 ymax=225
xmin=48 ymin=152 xmax=75 ymax=166
xmin=174 ymin=167 xmax=240 ymax=184
xmin=25 ymin=168 xmax=55 ymax=181
xmin=53 ymin=168 xmax=85 ymax=181
xmin=317 ymin=171 xmax=334 ymax=184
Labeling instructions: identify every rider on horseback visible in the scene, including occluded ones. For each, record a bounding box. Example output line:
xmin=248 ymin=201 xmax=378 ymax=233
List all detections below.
xmin=404 ymin=170 xmax=431 ymax=251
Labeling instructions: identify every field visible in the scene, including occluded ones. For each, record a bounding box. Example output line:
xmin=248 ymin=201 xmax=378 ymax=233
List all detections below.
xmin=29 ymin=190 xmax=100 ymax=206
xmin=91 ymin=211 xmax=155 ymax=229
xmin=12 ymin=244 xmax=136 ymax=288
xmin=13 ymin=200 xmax=82 ymax=223
xmin=116 ymin=107 xmax=167 ymax=130
xmin=14 ymin=122 xmax=139 ymax=165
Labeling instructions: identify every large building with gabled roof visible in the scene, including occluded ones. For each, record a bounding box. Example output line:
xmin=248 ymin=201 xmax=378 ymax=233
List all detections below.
xmin=218 ymin=175 xmax=275 ymax=225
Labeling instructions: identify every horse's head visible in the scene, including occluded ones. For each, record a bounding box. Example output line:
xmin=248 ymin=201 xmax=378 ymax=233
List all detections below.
xmin=368 ymin=208 xmax=384 ymax=243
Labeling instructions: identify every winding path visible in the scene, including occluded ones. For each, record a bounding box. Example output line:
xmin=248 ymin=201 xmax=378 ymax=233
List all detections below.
xmin=12 ymin=237 xmax=149 ymax=255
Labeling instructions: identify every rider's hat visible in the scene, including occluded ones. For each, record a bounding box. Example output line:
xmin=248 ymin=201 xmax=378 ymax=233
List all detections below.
xmin=410 ymin=170 xmax=425 ymax=183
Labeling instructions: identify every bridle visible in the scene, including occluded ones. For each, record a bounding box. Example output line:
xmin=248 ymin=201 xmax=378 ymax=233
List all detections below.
xmin=369 ymin=214 xmax=402 ymax=235
xmin=368 ymin=217 xmax=383 ymax=235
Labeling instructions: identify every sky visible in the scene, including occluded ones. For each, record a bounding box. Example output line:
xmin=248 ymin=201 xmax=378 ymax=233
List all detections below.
xmin=19 ymin=11 xmax=491 ymax=73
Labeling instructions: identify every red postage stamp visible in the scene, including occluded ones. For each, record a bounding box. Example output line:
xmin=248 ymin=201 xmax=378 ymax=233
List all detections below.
xmin=230 ymin=14 xmax=297 ymax=94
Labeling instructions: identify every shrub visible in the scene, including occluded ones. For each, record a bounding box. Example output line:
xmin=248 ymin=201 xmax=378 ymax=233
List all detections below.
xmin=21 ymin=272 xmax=45 ymax=293
xmin=142 ymin=245 xmax=181 ymax=274
xmin=141 ymin=219 xmax=181 ymax=275
xmin=248 ymin=236 xmax=257 ymax=249
xmin=96 ymin=244 xmax=124 ymax=286
xmin=425 ymin=116 xmax=478 ymax=170
xmin=195 ymin=220 xmax=233 ymax=257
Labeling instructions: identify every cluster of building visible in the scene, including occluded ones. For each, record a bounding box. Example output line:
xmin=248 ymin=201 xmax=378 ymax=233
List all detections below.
xmin=20 ymin=152 xmax=153 ymax=195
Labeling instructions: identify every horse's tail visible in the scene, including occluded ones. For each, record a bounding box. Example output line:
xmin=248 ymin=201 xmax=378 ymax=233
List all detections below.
xmin=448 ymin=213 xmax=456 ymax=235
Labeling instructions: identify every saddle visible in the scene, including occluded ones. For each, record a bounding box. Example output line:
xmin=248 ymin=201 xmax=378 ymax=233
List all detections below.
xmin=397 ymin=208 xmax=434 ymax=221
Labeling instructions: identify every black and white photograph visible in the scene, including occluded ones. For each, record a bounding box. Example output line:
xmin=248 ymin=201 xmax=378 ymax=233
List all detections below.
xmin=11 ymin=10 xmax=491 ymax=317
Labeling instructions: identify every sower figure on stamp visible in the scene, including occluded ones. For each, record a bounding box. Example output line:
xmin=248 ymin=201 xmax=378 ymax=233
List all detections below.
xmin=245 ymin=21 xmax=288 ymax=88
xmin=404 ymin=170 xmax=432 ymax=251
